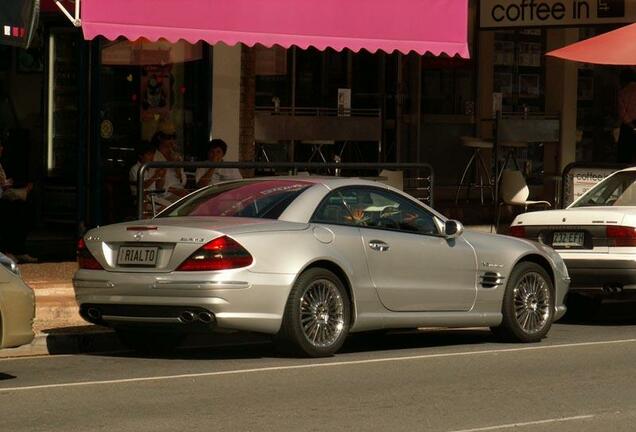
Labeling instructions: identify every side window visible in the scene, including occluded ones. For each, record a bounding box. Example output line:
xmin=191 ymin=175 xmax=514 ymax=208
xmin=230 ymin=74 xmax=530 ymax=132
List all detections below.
xmin=312 ymin=187 xmax=440 ymax=235
xmin=312 ymin=190 xmax=358 ymax=226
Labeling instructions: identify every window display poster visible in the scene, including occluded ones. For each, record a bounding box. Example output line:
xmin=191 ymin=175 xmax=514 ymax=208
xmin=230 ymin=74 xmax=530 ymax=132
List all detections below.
xmin=494 ymin=41 xmax=514 ymax=66
xmin=519 ymin=74 xmax=540 ymax=98
xmin=518 ymin=42 xmax=542 ymax=67
xmin=337 ymin=88 xmax=351 ymax=116
xmin=140 ymin=65 xmax=173 ymax=122
xmin=494 ymin=72 xmax=513 ymax=96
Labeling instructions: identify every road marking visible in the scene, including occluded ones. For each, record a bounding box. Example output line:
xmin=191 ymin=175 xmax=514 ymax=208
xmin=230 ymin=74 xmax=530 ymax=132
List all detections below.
xmin=447 ymin=414 xmax=595 ymax=432
xmin=1 ymin=338 xmax=635 ymax=393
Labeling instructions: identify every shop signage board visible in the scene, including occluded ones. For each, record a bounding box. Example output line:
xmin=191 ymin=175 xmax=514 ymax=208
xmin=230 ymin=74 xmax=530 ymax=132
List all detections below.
xmin=480 ymin=0 xmax=636 ymax=28
xmin=563 ymin=167 xmax=618 ymax=206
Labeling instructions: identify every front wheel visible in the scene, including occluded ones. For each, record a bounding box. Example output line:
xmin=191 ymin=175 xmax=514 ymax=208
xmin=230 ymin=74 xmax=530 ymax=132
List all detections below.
xmin=491 ymin=262 xmax=554 ymax=343
xmin=276 ymin=268 xmax=350 ymax=357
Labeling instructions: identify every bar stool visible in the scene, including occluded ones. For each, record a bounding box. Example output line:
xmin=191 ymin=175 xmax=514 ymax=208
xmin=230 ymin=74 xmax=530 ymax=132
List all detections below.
xmin=496 ymin=141 xmax=528 ymax=183
xmin=455 ymin=136 xmax=494 ymax=204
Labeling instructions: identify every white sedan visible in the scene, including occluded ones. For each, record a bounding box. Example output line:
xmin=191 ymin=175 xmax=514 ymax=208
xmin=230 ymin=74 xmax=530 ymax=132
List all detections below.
xmin=510 ymin=167 xmax=636 ymax=312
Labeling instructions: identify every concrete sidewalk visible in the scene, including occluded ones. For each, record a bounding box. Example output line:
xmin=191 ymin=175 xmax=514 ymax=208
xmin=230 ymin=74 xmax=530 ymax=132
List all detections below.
xmin=0 ymin=225 xmax=497 ymax=358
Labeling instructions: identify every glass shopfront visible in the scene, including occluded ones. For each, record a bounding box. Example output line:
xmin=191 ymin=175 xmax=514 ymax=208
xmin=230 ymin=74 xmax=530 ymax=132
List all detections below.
xmin=94 ymin=38 xmax=211 ymax=224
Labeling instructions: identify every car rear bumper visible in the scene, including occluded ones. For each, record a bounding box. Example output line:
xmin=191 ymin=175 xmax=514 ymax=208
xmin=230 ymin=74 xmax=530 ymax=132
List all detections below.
xmin=564 ymin=257 xmax=636 ymax=295
xmin=73 ymin=269 xmax=296 ymax=334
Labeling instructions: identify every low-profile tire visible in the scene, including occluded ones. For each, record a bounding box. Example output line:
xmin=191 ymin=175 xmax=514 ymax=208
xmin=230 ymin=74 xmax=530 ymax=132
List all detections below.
xmin=491 ymin=262 xmax=554 ymax=343
xmin=276 ymin=268 xmax=351 ymax=357
xmin=116 ymin=328 xmax=185 ymax=353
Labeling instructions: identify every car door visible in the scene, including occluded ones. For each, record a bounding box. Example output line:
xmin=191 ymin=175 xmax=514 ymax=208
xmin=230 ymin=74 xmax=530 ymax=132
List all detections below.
xmin=315 ymin=186 xmax=477 ymax=312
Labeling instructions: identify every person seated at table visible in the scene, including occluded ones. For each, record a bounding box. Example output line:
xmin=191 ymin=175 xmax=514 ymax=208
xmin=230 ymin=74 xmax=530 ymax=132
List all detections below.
xmin=196 ymin=139 xmax=242 ymax=188
xmin=152 ymin=121 xmax=187 ymax=202
xmin=129 ymin=141 xmax=165 ymax=198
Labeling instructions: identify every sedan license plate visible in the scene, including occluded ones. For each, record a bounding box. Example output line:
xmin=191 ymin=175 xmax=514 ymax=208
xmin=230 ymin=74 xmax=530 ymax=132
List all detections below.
xmin=117 ymin=246 xmax=158 ymax=266
xmin=552 ymin=232 xmax=584 ymax=248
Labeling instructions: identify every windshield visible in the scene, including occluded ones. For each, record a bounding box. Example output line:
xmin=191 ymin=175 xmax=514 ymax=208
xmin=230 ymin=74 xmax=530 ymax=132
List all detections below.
xmin=158 ymin=180 xmax=313 ymax=219
xmin=572 ymin=171 xmax=636 ymax=207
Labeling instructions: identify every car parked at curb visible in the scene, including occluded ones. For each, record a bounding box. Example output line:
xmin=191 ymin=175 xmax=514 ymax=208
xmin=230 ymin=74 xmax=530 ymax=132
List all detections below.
xmin=0 ymin=252 xmax=35 ymax=349
xmin=510 ymin=167 xmax=636 ymax=314
xmin=73 ymin=177 xmax=569 ymax=357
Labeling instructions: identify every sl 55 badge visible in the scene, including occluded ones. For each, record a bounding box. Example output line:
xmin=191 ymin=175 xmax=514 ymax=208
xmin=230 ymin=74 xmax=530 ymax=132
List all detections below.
xmin=180 ymin=237 xmax=205 ymax=243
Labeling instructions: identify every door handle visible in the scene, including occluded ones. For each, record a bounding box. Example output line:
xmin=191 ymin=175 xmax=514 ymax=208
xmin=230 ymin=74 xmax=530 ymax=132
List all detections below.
xmin=369 ymin=240 xmax=389 ymax=252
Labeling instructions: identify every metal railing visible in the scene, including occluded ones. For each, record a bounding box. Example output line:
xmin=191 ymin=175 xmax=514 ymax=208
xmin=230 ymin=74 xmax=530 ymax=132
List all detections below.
xmin=255 ymin=106 xmax=381 ymax=117
xmin=137 ymin=161 xmax=434 ymax=219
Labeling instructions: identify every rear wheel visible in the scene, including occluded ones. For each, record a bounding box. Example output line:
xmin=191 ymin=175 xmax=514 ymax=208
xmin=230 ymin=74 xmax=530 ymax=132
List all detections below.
xmin=491 ymin=262 xmax=554 ymax=342
xmin=276 ymin=268 xmax=350 ymax=357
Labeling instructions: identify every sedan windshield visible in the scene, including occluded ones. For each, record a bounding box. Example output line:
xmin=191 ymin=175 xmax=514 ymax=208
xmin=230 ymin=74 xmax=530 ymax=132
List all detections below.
xmin=158 ymin=180 xmax=312 ymax=219
xmin=572 ymin=171 xmax=636 ymax=207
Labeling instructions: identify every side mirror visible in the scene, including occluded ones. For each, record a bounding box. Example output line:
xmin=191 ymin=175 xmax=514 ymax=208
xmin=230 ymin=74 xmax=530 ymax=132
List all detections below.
xmin=444 ymin=220 xmax=464 ymax=239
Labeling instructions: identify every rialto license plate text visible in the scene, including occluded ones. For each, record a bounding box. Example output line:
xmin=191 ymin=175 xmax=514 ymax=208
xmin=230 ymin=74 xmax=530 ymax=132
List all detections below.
xmin=118 ymin=246 xmax=158 ymax=266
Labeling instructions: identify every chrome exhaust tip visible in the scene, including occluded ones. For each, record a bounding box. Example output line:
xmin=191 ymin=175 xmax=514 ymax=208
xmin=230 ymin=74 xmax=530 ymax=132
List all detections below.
xmin=179 ymin=311 xmax=196 ymax=323
xmin=197 ymin=312 xmax=215 ymax=324
xmin=86 ymin=308 xmax=102 ymax=321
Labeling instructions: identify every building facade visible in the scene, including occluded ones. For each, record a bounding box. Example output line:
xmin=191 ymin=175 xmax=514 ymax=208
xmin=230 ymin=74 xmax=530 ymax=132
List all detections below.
xmin=1 ymin=0 xmax=635 ymax=252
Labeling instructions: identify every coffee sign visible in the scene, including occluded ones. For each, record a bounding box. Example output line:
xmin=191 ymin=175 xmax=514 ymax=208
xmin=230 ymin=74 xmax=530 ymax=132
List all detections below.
xmin=480 ymin=0 xmax=636 ymax=28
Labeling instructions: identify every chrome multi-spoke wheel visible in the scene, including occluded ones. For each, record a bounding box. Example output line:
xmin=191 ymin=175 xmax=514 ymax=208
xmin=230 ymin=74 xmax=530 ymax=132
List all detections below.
xmin=491 ymin=262 xmax=554 ymax=343
xmin=278 ymin=268 xmax=350 ymax=357
xmin=513 ymin=271 xmax=551 ymax=334
xmin=299 ymin=279 xmax=345 ymax=348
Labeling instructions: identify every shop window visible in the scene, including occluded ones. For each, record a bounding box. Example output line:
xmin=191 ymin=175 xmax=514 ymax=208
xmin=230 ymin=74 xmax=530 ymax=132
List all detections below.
xmin=421 ymin=55 xmax=475 ymax=115
xmin=352 ymin=51 xmax=381 ymax=110
xmin=96 ymin=38 xmax=209 ymax=224
xmin=575 ymin=26 xmax=623 ymax=163
xmin=254 ymin=45 xmax=291 ymax=108
xmin=492 ymin=30 xmax=546 ymax=114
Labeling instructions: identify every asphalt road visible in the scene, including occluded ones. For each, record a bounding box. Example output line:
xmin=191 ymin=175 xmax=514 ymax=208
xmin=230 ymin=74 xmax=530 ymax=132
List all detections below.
xmin=2 ymin=306 xmax=636 ymax=432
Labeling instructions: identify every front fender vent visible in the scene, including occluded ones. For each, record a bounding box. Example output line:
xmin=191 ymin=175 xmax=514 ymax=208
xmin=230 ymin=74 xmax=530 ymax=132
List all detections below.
xmin=480 ymin=272 xmax=505 ymax=289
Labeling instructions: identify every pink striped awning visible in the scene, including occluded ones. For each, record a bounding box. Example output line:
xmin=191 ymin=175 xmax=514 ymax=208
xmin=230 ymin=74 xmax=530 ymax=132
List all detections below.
xmin=81 ymin=0 xmax=469 ymax=57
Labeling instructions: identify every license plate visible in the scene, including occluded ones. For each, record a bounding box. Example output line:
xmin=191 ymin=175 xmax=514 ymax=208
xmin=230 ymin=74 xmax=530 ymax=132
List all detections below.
xmin=117 ymin=246 xmax=158 ymax=266
xmin=552 ymin=232 xmax=585 ymax=248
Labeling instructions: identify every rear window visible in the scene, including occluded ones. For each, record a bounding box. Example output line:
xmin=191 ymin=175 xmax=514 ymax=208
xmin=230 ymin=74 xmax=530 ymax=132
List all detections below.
xmin=572 ymin=171 xmax=636 ymax=207
xmin=158 ymin=180 xmax=312 ymax=219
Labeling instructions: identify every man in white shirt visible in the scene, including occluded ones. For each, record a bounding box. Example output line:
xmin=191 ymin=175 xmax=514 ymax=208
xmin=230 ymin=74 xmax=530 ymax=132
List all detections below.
xmin=196 ymin=139 xmax=242 ymax=188
xmin=129 ymin=141 xmax=164 ymax=197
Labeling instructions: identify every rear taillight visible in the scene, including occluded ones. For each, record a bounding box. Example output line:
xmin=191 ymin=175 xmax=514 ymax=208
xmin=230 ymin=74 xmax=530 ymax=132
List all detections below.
xmin=509 ymin=226 xmax=526 ymax=238
xmin=77 ymin=238 xmax=103 ymax=270
xmin=606 ymin=225 xmax=636 ymax=246
xmin=177 ymin=236 xmax=253 ymax=271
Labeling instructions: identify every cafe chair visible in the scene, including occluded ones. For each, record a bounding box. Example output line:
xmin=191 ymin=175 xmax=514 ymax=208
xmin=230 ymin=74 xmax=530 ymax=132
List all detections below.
xmin=496 ymin=169 xmax=550 ymax=232
xmin=455 ymin=136 xmax=494 ymax=204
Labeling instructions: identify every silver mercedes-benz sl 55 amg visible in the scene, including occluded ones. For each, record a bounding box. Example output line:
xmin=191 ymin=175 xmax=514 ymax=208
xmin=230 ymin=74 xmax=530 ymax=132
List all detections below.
xmin=73 ymin=177 xmax=569 ymax=357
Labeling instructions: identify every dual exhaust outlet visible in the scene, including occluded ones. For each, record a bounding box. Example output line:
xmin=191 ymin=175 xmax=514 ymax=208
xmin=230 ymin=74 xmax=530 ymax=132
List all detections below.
xmin=602 ymin=285 xmax=624 ymax=295
xmin=179 ymin=310 xmax=215 ymax=324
